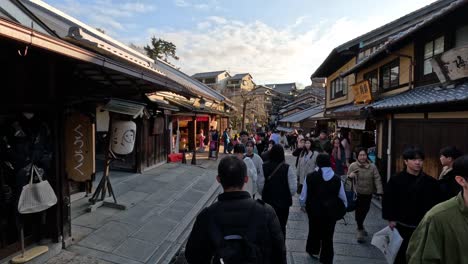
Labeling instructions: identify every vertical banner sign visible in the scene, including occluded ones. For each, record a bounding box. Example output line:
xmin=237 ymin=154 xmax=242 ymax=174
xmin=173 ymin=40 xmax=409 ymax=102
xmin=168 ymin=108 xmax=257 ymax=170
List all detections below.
xmin=65 ymin=113 xmax=96 ymax=182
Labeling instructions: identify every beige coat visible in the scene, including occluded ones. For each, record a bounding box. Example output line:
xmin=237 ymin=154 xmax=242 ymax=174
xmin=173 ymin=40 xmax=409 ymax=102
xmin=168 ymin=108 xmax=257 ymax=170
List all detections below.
xmin=297 ymin=150 xmax=319 ymax=184
xmin=347 ymin=161 xmax=383 ymax=195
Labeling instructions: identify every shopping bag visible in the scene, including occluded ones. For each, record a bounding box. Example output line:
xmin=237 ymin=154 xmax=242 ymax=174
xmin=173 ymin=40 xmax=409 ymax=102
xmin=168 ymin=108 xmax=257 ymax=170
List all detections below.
xmin=371 ymin=226 xmax=403 ymax=264
xmin=18 ymin=164 xmax=57 ymax=214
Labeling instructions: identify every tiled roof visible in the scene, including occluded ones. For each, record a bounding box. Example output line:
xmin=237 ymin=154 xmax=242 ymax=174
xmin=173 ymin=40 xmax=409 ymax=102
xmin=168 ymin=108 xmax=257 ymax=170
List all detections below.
xmin=369 ymin=82 xmax=468 ymax=110
xmin=279 ymin=105 xmax=324 ymax=123
xmin=266 ymin=83 xmax=297 ymax=94
xmin=331 ymin=103 xmax=364 ymax=113
xmin=192 ymin=70 xmax=227 ymax=79
xmin=341 ymin=0 xmax=466 ymax=77
xmin=230 ymin=73 xmax=250 ymax=80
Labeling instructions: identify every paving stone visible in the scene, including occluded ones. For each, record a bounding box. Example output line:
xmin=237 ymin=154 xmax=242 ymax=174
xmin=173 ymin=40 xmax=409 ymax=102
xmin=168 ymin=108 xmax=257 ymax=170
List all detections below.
xmin=133 ymin=180 xmax=168 ymax=194
xmin=290 ymin=251 xmax=320 ymax=264
xmin=145 ymin=241 xmax=172 ymax=264
xmin=114 ymin=238 xmax=158 ymax=263
xmin=110 ymin=203 xmax=162 ymax=226
xmin=132 ymin=217 xmax=178 ymax=244
xmin=68 ymin=245 xmax=142 ymax=264
xmin=73 ymin=210 xmax=115 ymax=230
xmin=178 ymin=189 xmax=205 ymax=203
xmin=114 ymin=190 xmax=150 ymax=207
xmin=285 ymin=228 xmax=308 ymax=240
xmin=144 ymin=190 xmax=178 ymax=205
xmin=71 ymin=224 xmax=94 ymax=244
xmin=160 ymin=201 xmax=194 ymax=222
xmin=78 ymin=221 xmax=138 ymax=252
xmin=286 ymin=238 xmax=306 ymax=252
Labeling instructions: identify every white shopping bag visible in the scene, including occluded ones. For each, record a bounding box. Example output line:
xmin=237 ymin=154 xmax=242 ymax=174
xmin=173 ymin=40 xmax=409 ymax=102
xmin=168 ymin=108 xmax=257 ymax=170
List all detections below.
xmin=371 ymin=226 xmax=403 ymax=264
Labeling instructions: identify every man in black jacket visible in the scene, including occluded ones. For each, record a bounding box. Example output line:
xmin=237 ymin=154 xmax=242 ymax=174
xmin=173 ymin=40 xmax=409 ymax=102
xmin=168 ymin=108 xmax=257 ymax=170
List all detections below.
xmin=382 ymin=146 xmax=443 ymax=264
xmin=185 ymin=156 xmax=286 ymax=264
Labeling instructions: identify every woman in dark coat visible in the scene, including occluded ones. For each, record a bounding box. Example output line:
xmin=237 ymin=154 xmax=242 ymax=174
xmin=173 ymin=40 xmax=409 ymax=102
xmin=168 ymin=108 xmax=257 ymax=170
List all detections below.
xmin=258 ymin=144 xmax=297 ymax=237
xmin=299 ymin=154 xmax=347 ymax=264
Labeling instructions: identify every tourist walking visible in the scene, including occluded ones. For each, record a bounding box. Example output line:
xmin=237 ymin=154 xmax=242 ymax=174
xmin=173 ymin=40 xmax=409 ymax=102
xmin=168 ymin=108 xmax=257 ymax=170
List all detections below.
xmin=245 ymin=140 xmax=264 ymax=197
xmin=258 ymin=144 xmax=296 ymax=237
xmin=331 ymin=137 xmax=347 ymax=176
xmin=222 ymin=128 xmax=230 ymax=154
xmin=297 ymin=138 xmax=320 ymax=194
xmin=438 ymin=145 xmax=463 ymax=200
xmin=347 ymin=148 xmax=383 ymax=243
xmin=407 ymin=155 xmax=468 ymax=264
xmin=185 ymin=156 xmax=286 ymax=264
xmin=382 ymin=146 xmax=443 ymax=264
xmin=299 ymin=153 xmax=347 ymax=264
xmin=233 ymin=144 xmax=257 ymax=197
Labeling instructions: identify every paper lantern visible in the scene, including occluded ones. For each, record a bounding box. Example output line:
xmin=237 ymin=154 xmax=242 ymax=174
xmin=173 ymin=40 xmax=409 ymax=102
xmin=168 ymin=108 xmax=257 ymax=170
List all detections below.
xmin=111 ymin=121 xmax=136 ymax=155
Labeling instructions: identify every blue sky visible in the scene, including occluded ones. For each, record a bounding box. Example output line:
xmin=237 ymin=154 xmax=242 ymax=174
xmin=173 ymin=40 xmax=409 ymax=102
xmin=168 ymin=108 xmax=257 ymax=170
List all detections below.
xmin=43 ymin=0 xmax=438 ymax=86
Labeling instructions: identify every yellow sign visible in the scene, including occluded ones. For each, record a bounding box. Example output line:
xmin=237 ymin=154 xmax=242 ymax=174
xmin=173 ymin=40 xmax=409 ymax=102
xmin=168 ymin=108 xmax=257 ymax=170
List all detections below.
xmin=352 ymin=80 xmax=372 ymax=104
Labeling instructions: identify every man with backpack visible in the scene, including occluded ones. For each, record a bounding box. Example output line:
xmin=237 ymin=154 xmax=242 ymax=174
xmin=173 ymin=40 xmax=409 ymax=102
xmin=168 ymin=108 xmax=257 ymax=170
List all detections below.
xmin=185 ymin=156 xmax=286 ymax=264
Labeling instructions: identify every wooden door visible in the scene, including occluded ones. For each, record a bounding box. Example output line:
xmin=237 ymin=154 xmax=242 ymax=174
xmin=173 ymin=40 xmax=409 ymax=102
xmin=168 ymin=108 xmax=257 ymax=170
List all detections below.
xmin=393 ymin=119 xmax=468 ymax=178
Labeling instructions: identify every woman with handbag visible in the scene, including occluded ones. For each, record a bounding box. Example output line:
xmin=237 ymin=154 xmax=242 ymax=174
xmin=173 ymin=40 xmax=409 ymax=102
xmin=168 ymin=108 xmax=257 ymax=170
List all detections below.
xmin=347 ymin=148 xmax=383 ymax=243
xmin=258 ymin=144 xmax=296 ymax=237
xmin=299 ymin=154 xmax=347 ymax=264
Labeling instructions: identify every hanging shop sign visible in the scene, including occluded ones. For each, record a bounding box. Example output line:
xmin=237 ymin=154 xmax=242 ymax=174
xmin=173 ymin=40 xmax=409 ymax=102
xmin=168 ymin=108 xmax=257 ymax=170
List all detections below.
xmin=196 ymin=116 xmax=209 ymax=122
xmin=337 ymin=119 xmax=366 ymax=130
xmin=65 ymin=113 xmax=95 ymax=182
xmin=352 ymin=80 xmax=372 ymax=105
xmin=152 ymin=117 xmax=165 ymax=135
xmin=431 ymin=45 xmax=468 ymax=83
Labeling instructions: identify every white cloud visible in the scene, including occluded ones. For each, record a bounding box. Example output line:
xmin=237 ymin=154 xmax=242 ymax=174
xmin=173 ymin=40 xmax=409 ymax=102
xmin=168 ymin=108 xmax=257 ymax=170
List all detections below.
xmin=174 ymin=0 xmax=190 ymax=7
xmin=141 ymin=15 xmax=391 ymax=85
xmin=55 ymin=0 xmax=156 ymax=32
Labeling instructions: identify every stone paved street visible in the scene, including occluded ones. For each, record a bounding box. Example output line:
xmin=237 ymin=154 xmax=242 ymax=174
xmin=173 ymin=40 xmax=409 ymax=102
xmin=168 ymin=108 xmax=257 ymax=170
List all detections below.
xmin=39 ymin=150 xmax=389 ymax=264
xmin=44 ymin=157 xmax=221 ymax=264
xmin=284 ymin=150 xmax=387 ymax=264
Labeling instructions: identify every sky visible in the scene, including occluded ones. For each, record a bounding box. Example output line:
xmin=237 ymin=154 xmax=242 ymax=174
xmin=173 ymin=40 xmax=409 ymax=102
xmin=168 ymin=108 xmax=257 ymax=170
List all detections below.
xmin=43 ymin=0 xmax=439 ymax=87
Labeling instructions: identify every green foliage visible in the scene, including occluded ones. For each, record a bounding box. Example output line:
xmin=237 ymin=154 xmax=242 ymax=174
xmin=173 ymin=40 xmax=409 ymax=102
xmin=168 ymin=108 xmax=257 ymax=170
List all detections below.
xmin=144 ymin=36 xmax=179 ymax=62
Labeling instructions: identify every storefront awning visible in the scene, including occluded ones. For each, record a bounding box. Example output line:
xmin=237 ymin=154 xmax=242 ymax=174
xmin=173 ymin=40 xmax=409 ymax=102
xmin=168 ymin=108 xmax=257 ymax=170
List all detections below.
xmin=279 ymin=105 xmax=324 ymax=123
xmin=325 ymin=103 xmax=367 ymax=119
xmin=276 ymin=126 xmax=295 ymax=133
xmin=337 ymin=119 xmax=367 ymax=130
xmin=103 ymin=99 xmax=148 ymax=119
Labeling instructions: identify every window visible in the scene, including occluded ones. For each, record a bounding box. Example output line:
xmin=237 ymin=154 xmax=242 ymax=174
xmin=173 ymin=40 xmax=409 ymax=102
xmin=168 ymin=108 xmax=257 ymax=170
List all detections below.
xmin=380 ymin=59 xmax=399 ymax=90
xmin=364 ymin=70 xmax=378 ymax=93
xmin=330 ymin=77 xmax=348 ymax=99
xmin=204 ymin=78 xmax=216 ymax=84
xmin=423 ymin=36 xmax=444 ymax=75
xmin=456 ymin=24 xmax=468 ymax=47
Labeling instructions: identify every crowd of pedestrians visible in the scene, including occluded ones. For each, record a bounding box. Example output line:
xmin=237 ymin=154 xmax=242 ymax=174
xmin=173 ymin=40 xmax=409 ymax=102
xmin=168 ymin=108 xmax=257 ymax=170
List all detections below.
xmin=185 ymin=127 xmax=468 ymax=264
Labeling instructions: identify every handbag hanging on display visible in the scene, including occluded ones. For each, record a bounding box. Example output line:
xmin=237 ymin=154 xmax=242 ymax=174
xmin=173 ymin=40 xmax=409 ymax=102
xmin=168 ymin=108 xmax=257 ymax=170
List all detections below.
xmin=17 ymin=164 xmax=57 ymax=214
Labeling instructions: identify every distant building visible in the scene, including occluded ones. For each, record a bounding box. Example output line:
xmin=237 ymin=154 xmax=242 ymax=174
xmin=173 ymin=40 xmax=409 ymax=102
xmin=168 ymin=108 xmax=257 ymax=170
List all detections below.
xmin=192 ymin=70 xmax=231 ymax=92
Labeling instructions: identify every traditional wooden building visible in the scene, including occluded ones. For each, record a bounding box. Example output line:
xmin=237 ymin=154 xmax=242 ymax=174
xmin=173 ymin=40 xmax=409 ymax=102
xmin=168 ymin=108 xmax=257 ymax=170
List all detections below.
xmin=0 ymin=0 xmax=231 ymax=261
xmin=312 ymin=0 xmax=468 ymax=180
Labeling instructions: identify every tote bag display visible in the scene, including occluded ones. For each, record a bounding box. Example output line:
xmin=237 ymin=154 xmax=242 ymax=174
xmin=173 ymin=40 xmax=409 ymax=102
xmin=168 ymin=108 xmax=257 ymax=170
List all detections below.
xmin=18 ymin=164 xmax=57 ymax=214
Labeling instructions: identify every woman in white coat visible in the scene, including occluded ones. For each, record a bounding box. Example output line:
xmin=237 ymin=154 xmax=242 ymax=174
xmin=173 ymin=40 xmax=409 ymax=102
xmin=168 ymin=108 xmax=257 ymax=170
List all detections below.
xmin=297 ymin=138 xmax=320 ymax=192
xmin=234 ymin=144 xmax=257 ymax=196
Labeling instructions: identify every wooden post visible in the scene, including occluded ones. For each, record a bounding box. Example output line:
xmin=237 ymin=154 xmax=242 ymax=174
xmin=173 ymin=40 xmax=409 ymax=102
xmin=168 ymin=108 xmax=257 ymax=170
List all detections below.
xmin=191 ymin=116 xmax=197 ymax=165
xmin=88 ymin=114 xmax=126 ymax=212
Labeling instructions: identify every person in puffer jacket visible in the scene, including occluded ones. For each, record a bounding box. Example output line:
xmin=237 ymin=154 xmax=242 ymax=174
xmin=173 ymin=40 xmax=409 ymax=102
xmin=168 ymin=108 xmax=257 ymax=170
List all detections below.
xmin=347 ymin=148 xmax=383 ymax=243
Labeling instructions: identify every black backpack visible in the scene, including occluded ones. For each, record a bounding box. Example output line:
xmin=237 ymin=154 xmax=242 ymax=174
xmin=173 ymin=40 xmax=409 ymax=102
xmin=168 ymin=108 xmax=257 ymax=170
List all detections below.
xmin=209 ymin=201 xmax=264 ymax=264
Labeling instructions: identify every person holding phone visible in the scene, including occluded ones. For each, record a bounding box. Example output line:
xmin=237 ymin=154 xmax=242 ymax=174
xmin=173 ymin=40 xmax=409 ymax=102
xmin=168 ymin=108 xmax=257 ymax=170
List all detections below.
xmin=347 ymin=148 xmax=383 ymax=243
